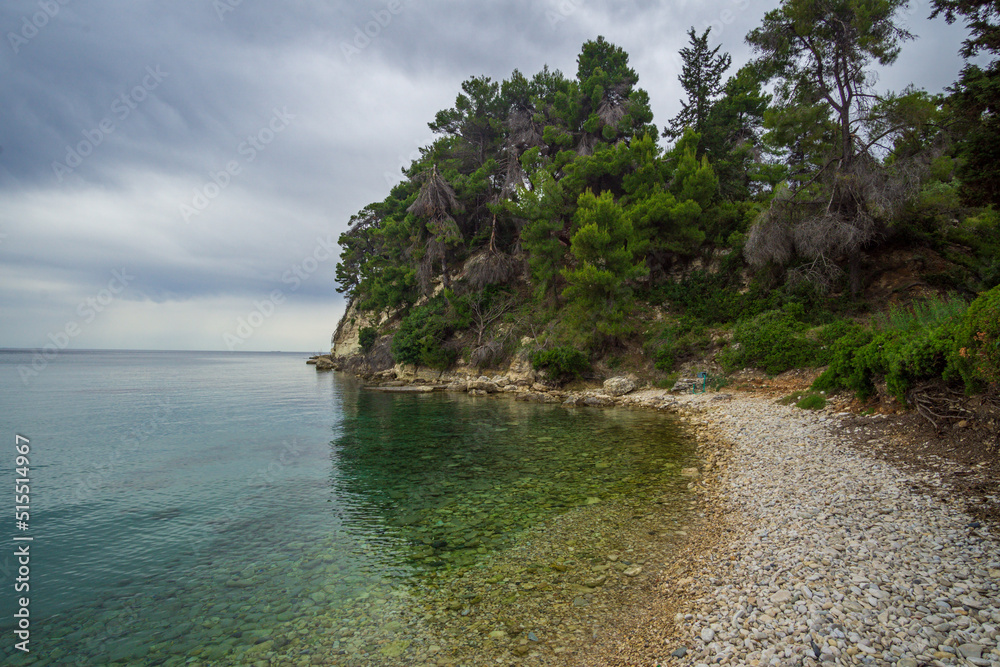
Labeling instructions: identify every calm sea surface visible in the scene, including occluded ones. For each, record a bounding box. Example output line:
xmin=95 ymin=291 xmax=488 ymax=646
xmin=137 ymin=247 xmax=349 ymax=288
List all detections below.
xmin=0 ymin=350 xmax=697 ymax=666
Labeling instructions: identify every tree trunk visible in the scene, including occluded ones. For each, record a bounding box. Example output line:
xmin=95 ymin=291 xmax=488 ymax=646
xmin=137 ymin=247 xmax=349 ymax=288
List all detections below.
xmin=849 ymin=253 xmax=862 ymax=298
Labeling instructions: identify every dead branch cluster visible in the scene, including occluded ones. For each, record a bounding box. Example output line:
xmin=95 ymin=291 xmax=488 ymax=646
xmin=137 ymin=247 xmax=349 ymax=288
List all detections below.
xmin=744 ymin=148 xmax=934 ymax=289
xmin=407 ymin=164 xmax=462 ymax=220
xmin=907 ymin=381 xmax=975 ymax=431
xmin=465 ymin=251 xmax=522 ymax=291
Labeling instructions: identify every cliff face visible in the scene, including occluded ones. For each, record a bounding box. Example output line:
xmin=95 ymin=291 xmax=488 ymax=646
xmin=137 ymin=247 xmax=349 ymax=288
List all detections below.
xmin=331 ymin=299 xmax=375 ymax=357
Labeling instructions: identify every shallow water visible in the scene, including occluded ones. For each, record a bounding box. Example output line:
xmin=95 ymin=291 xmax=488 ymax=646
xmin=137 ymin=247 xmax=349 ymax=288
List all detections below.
xmin=0 ymin=351 xmax=696 ymax=665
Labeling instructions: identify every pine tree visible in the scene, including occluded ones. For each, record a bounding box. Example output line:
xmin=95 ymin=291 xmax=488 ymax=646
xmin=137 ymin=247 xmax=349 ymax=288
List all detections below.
xmin=931 ymin=0 xmax=1000 ymax=206
xmin=664 ymin=28 xmax=732 ymax=141
xmin=744 ymin=0 xmax=919 ymax=295
xmin=561 ymin=190 xmax=648 ymax=342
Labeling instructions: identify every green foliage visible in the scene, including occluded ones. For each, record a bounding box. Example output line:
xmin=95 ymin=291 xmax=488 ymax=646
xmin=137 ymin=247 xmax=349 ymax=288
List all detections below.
xmin=872 ymin=294 xmax=969 ymax=333
xmin=657 ymin=271 xmax=742 ymax=324
xmin=949 ymin=285 xmax=1000 ymax=390
xmin=931 ymin=0 xmax=1000 ymax=206
xmin=358 ymin=327 xmax=378 ymax=353
xmin=655 ymin=373 xmax=681 ymax=389
xmin=509 ymin=166 xmax=569 ymax=301
xmin=530 ymin=346 xmax=590 ymax=382
xmin=561 ymin=190 xmax=648 ymax=343
xmin=391 ymin=296 xmax=464 ymax=369
xmin=670 ymin=131 xmax=719 ymax=208
xmin=704 ymin=64 xmax=772 ymax=200
xmin=648 ymin=317 xmax=712 ymax=371
xmin=664 ymin=27 xmax=732 ymax=141
xmin=813 ymin=295 xmax=970 ymax=401
xmin=797 ymin=393 xmax=826 ymax=410
xmin=943 ymin=207 xmax=1000 ymax=290
xmin=653 ymin=262 xmax=838 ymax=327
xmin=706 ymin=373 xmax=731 ymax=391
xmin=778 ymin=391 xmax=827 ymax=409
xmin=811 ymin=324 xmax=876 ymax=396
xmin=575 ymin=36 xmax=656 ymax=143
xmin=719 ymin=307 xmax=825 ymax=375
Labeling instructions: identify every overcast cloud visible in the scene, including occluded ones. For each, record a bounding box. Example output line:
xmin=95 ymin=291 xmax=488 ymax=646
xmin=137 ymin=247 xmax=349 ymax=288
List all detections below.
xmin=0 ymin=0 xmax=973 ymax=352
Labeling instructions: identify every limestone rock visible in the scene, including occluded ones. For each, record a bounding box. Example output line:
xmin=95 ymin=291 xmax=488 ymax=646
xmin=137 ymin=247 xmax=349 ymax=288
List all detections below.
xmin=671 ymin=378 xmax=699 ymax=392
xmin=582 ymin=396 xmax=614 ymax=408
xmin=467 ymin=380 xmax=499 ymax=393
xmin=603 ymin=377 xmax=637 ymax=396
xmin=516 ymin=392 xmax=559 ymax=404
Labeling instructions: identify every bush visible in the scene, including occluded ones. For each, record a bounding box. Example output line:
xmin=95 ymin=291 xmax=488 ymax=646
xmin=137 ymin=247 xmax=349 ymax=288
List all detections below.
xmin=719 ymin=308 xmax=822 ymax=375
xmin=797 ymin=393 xmax=826 ymax=410
xmin=812 ymin=324 xmax=875 ymax=397
xmin=779 ymin=391 xmax=826 ymax=410
xmin=813 ymin=295 xmax=971 ymax=402
xmin=391 ymin=297 xmax=459 ymax=369
xmin=948 ymin=285 xmax=1000 ymax=391
xmin=530 ymin=346 xmax=590 ymax=382
xmin=648 ymin=317 xmax=711 ymax=372
xmin=358 ymin=326 xmax=378 ymax=353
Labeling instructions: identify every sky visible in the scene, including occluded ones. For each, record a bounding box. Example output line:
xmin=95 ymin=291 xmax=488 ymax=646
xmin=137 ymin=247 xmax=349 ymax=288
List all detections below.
xmin=0 ymin=0 xmax=975 ymax=352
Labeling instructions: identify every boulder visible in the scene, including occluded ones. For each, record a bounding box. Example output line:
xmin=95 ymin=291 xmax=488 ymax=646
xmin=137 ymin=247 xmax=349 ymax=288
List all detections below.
xmin=671 ymin=378 xmax=699 ymax=393
xmin=603 ymin=377 xmax=637 ymax=396
xmin=516 ymin=392 xmax=560 ymax=404
xmin=582 ymin=396 xmax=615 ymax=408
xmin=467 ymin=380 xmax=500 ymax=393
xmin=315 ymin=357 xmax=334 ymax=371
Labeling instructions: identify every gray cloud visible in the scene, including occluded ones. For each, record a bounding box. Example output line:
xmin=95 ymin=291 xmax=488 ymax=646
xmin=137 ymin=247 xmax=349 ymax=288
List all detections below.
xmin=0 ymin=0 xmax=975 ymax=350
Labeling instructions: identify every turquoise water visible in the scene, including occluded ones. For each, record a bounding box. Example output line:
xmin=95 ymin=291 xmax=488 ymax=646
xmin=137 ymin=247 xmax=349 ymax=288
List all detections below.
xmin=0 ymin=350 xmax=697 ymax=665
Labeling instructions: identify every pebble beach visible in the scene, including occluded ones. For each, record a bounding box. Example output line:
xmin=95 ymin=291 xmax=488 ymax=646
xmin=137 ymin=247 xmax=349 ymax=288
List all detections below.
xmin=649 ymin=391 xmax=1000 ymax=667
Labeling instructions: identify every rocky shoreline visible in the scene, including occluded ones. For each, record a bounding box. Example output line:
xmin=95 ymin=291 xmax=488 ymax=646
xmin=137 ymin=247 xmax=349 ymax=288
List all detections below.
xmin=310 ymin=357 xmax=1000 ymax=666
xmin=656 ymin=394 xmax=1000 ymax=667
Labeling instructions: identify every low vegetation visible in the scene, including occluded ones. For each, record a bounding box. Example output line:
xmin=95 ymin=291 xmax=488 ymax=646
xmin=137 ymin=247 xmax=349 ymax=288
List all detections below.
xmin=335 ymin=0 xmax=1000 ymax=407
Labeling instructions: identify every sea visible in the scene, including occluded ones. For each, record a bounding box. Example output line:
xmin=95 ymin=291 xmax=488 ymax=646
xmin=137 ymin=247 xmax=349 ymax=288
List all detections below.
xmin=0 ymin=349 xmax=699 ymax=666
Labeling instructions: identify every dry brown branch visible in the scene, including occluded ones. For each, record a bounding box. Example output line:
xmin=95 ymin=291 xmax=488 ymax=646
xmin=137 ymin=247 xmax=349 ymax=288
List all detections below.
xmin=744 ymin=200 xmax=795 ymax=268
xmin=468 ymin=291 xmax=516 ymax=346
xmin=577 ymin=133 xmax=597 ymax=157
xmin=465 ymin=252 xmax=521 ymax=291
xmin=907 ymin=382 xmax=975 ymax=431
xmin=597 ymin=96 xmax=628 ymax=130
xmin=407 ymin=165 xmax=462 ymax=219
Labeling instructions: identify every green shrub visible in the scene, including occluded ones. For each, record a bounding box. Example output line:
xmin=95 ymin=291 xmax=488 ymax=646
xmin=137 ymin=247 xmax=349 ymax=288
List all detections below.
xmin=779 ymin=391 xmax=826 ymax=410
xmin=796 ymin=393 xmax=826 ymax=410
xmin=948 ymin=285 xmax=1000 ymax=391
xmin=648 ymin=317 xmax=711 ymax=372
xmin=812 ymin=324 xmax=875 ymax=397
xmin=358 ymin=326 xmax=378 ymax=353
xmin=813 ymin=295 xmax=971 ymax=402
xmin=391 ymin=297 xmax=458 ymax=369
xmin=655 ymin=372 xmax=681 ymax=389
xmin=872 ymin=294 xmax=968 ymax=333
xmin=719 ymin=308 xmax=822 ymax=375
xmin=706 ymin=373 xmax=730 ymax=391
xmin=530 ymin=346 xmax=590 ymax=382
